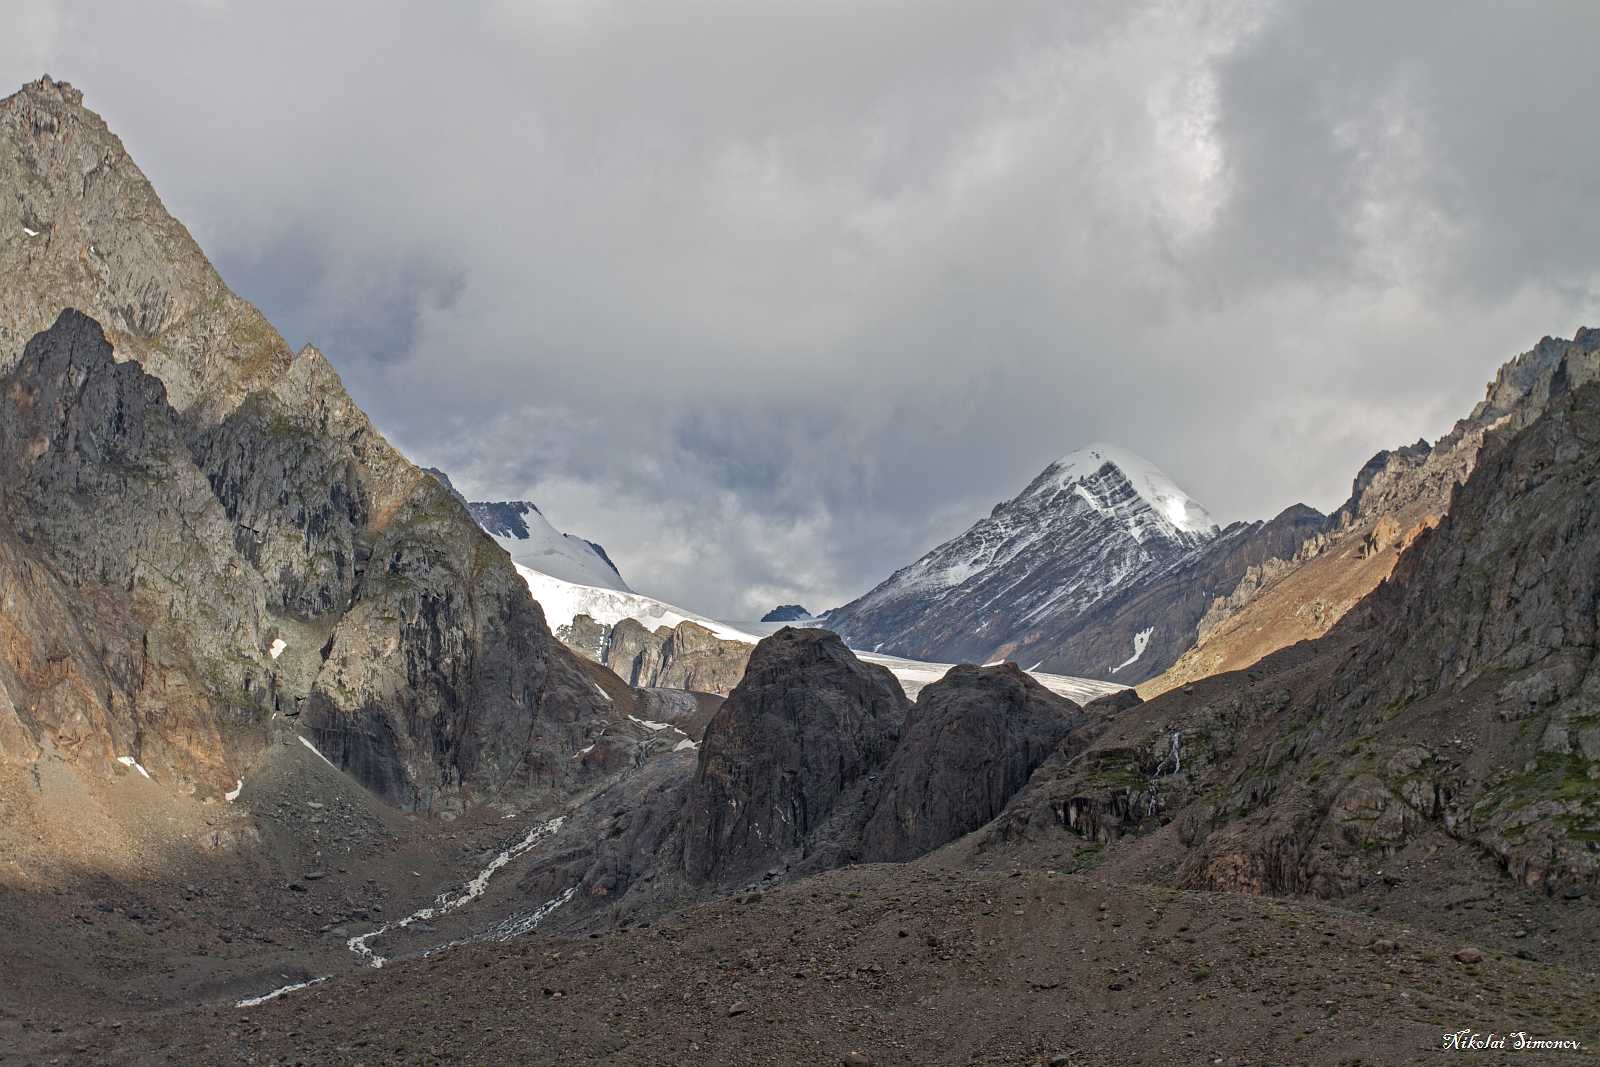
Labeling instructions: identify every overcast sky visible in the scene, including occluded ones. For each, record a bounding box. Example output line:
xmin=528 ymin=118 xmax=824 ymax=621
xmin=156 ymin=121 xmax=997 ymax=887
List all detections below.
xmin=9 ymin=1 xmax=1600 ymax=618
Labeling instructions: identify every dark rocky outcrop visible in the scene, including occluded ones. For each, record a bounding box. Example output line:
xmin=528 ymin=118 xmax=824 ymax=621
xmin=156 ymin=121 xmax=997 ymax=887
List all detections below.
xmin=553 ymin=613 xmax=755 ymax=697
xmin=761 ymin=604 xmax=812 ymax=622
xmin=0 ymin=310 xmax=273 ymax=791
xmin=859 ymin=663 xmax=1083 ymax=862
xmin=603 ymin=618 xmax=752 ymax=695
xmin=467 ymin=499 xmax=540 ymax=539
xmin=510 ymin=644 xmax=1108 ymax=926
xmin=669 ymin=632 xmax=1098 ymax=888
xmin=1083 ymin=687 xmax=1144 ymax=715
xmin=681 ymin=628 xmax=908 ymax=883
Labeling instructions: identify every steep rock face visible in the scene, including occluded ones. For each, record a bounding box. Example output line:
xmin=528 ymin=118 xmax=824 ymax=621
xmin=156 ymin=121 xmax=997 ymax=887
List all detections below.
xmin=603 ymin=618 xmax=752 ymax=695
xmin=188 ymin=357 xmax=368 ymax=620
xmin=859 ymin=663 xmax=1083 ymax=862
xmin=0 ymin=79 xmax=612 ymax=810
xmin=1339 ymin=362 xmax=1600 ymax=889
xmin=555 ymin=613 xmax=611 ymax=663
xmin=0 ymin=311 xmax=273 ymax=791
xmin=682 ymin=628 xmax=908 ymax=883
xmin=0 ymin=532 xmax=142 ymax=769
xmin=986 ymin=360 xmax=1600 ymax=898
xmin=1469 ymin=328 xmax=1600 ymax=430
xmin=297 ymin=476 xmax=607 ymax=811
xmin=827 ymin=444 xmax=1218 ymax=665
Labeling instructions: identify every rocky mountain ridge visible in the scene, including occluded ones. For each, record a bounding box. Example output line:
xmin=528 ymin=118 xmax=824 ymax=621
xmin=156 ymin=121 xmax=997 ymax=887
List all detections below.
xmin=979 ymin=357 xmax=1600 ymax=901
xmin=1145 ymin=325 xmax=1600 ymax=697
xmin=571 ymin=614 xmax=755 ymax=695
xmin=0 ymin=77 xmax=616 ymax=814
xmin=828 ymin=331 xmax=1600 ymax=699
xmin=1005 ymin=501 xmax=1328 ymax=685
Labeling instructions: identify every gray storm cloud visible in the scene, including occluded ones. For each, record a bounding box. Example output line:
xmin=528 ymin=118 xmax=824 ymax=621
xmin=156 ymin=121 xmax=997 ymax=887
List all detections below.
xmin=8 ymin=0 xmax=1598 ymax=618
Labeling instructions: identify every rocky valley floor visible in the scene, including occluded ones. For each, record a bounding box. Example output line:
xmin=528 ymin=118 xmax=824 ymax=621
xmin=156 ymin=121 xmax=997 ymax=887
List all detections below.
xmin=6 ymin=861 xmax=1596 ymax=1066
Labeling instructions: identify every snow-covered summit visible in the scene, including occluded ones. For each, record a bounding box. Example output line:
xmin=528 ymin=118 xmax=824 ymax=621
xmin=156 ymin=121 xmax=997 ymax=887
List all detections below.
xmin=1037 ymin=443 xmax=1218 ymax=541
xmin=421 ymin=467 xmax=629 ymax=593
xmin=469 ymin=499 xmax=630 ymax=592
xmin=824 ymin=442 xmax=1219 ymax=665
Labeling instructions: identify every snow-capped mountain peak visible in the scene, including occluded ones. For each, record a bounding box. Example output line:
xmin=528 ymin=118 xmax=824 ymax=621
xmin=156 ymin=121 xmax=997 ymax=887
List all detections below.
xmin=468 ymin=499 xmax=630 ymax=593
xmin=1038 ymin=443 xmax=1218 ymax=541
xmin=825 ymin=442 xmax=1219 ymax=665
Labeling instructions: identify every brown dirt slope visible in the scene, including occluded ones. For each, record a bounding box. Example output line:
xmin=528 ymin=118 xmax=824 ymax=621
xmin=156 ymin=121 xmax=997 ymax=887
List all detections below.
xmin=1141 ymin=524 xmax=1411 ymax=697
xmin=1144 ymin=326 xmax=1600 ymax=699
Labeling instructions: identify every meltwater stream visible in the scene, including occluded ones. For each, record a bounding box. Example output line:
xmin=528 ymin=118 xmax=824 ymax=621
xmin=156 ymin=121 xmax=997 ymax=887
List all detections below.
xmin=347 ymin=815 xmax=568 ymax=968
xmin=234 ymin=815 xmax=572 ymax=1007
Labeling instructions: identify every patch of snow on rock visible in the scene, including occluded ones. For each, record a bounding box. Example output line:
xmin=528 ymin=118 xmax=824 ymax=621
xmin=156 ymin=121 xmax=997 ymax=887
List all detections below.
xmin=629 ymin=715 xmax=671 ymax=732
xmin=1111 ymin=626 xmax=1155 ymax=674
xmin=115 ymin=755 xmax=150 ymax=779
xmin=297 ymin=736 xmax=337 ymax=769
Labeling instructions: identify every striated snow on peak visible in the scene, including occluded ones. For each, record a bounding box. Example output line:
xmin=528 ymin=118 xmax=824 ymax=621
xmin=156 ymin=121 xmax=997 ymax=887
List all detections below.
xmin=1039 ymin=443 xmax=1218 ymax=540
xmin=824 ymin=441 xmax=1220 ymax=664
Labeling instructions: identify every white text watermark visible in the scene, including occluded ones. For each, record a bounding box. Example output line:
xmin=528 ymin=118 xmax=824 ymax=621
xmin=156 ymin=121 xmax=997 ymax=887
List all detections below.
xmin=1443 ymin=1030 xmax=1584 ymax=1052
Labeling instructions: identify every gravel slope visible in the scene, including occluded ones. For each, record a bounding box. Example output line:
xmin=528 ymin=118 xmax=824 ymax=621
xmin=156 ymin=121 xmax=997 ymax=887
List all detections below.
xmin=35 ymin=862 xmax=1597 ymax=1066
